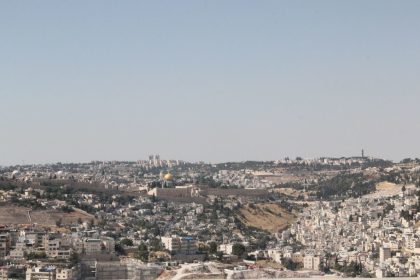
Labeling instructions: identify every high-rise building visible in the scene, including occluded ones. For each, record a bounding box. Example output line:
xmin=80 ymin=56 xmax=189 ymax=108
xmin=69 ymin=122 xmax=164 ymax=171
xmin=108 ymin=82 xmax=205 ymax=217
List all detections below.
xmin=161 ymin=236 xmax=197 ymax=255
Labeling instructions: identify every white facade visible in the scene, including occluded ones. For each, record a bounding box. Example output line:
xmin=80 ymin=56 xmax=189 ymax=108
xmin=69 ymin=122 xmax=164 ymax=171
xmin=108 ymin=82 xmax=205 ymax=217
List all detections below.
xmin=303 ymin=255 xmax=320 ymax=270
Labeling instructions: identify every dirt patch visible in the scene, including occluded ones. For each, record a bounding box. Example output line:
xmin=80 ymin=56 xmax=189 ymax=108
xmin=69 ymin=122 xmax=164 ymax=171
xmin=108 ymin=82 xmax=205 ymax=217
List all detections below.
xmin=0 ymin=206 xmax=95 ymax=226
xmin=376 ymin=181 xmax=399 ymax=191
xmin=272 ymin=188 xmax=303 ymax=198
xmin=256 ymin=260 xmax=283 ymax=269
xmin=237 ymin=203 xmax=295 ymax=233
xmin=363 ymin=181 xmax=403 ymax=199
xmin=262 ymin=174 xmax=301 ymax=184
xmin=0 ymin=206 xmax=31 ymax=224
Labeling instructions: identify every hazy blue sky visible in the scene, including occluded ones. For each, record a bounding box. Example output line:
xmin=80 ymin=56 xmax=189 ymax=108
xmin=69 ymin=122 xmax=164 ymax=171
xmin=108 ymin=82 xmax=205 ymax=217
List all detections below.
xmin=1 ymin=1 xmax=420 ymax=165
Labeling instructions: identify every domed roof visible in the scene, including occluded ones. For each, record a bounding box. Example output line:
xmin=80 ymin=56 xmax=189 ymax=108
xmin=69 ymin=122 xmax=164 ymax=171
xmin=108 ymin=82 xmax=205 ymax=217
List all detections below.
xmin=163 ymin=173 xmax=173 ymax=181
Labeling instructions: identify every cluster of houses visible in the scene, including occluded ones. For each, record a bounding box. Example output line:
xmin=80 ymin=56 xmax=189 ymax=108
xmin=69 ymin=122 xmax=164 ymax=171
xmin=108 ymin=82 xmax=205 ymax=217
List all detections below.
xmin=2 ymin=159 xmax=420 ymax=279
xmin=275 ymin=156 xmax=370 ymax=166
xmin=213 ymin=170 xmax=275 ymax=189
xmin=0 ymin=224 xmax=114 ymax=279
xmin=275 ymin=184 xmax=420 ymax=277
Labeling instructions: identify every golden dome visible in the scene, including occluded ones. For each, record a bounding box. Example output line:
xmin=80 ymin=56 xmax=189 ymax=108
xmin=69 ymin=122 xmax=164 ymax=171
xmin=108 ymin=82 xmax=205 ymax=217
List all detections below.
xmin=163 ymin=173 xmax=173 ymax=181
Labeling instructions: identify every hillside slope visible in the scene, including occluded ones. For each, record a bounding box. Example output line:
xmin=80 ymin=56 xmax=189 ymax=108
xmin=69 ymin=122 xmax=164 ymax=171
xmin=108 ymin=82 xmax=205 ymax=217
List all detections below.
xmin=236 ymin=203 xmax=295 ymax=233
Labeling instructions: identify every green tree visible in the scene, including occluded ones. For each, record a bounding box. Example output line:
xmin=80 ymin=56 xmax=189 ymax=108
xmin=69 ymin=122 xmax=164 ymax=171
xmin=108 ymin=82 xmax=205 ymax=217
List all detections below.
xmin=120 ymin=238 xmax=134 ymax=247
xmin=282 ymin=258 xmax=300 ymax=271
xmin=319 ymin=260 xmax=330 ymax=273
xmin=27 ymin=252 xmax=47 ymax=260
xmin=149 ymin=237 xmax=163 ymax=251
xmin=232 ymin=243 xmax=246 ymax=258
xmin=115 ymin=243 xmax=126 ymax=255
xmin=137 ymin=242 xmax=149 ymax=262
xmin=208 ymin=242 xmax=218 ymax=254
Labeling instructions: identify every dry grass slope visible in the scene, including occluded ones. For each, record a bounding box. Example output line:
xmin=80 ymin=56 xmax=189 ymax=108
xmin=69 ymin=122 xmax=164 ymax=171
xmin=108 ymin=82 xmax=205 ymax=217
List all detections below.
xmin=376 ymin=181 xmax=400 ymax=191
xmin=363 ymin=181 xmax=403 ymax=199
xmin=0 ymin=206 xmax=95 ymax=226
xmin=237 ymin=203 xmax=295 ymax=233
